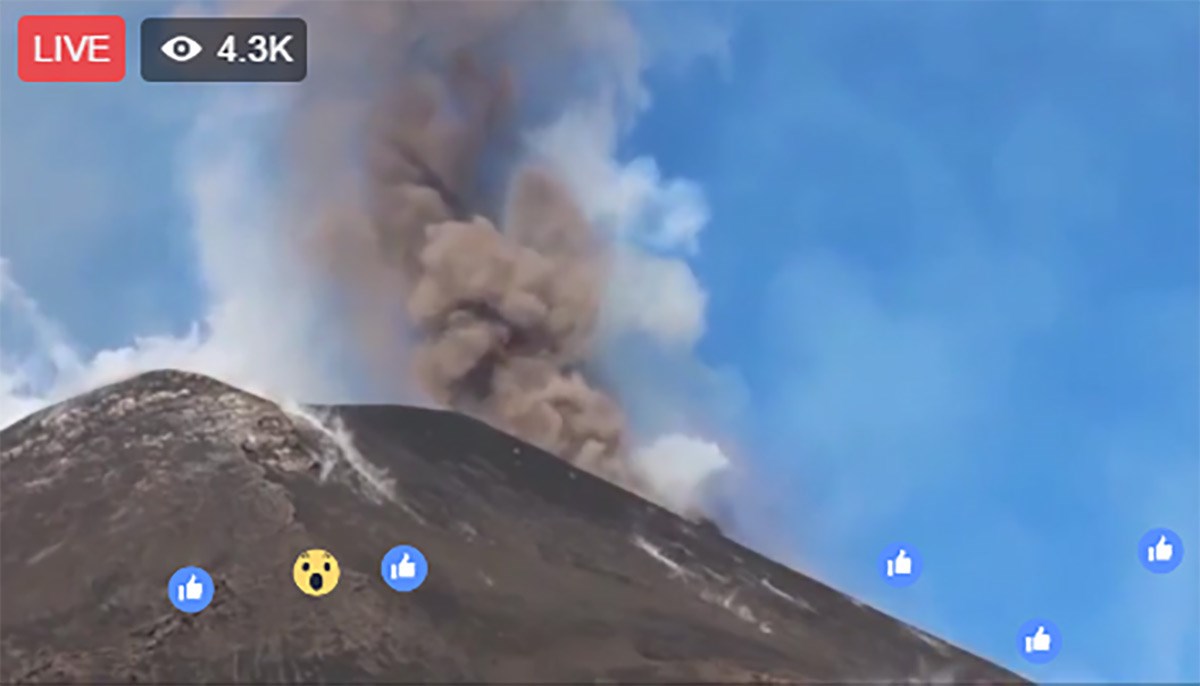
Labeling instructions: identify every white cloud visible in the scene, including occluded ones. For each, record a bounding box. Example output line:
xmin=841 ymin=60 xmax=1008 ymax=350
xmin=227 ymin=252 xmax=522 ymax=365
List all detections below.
xmin=171 ymin=88 xmax=346 ymax=401
xmin=528 ymin=103 xmax=710 ymax=352
xmin=526 ymin=97 xmax=730 ymax=516
xmin=0 ymin=85 xmax=345 ymax=428
xmin=631 ymin=433 xmax=730 ymax=518
xmin=605 ymin=247 xmax=707 ymax=349
xmin=624 ymin=3 xmax=735 ymax=81
xmin=529 ymin=104 xmax=709 ymax=255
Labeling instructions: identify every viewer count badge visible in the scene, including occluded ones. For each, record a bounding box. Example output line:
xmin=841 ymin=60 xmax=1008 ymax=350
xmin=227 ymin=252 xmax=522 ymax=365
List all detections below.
xmin=168 ymin=565 xmax=214 ymax=613
xmin=381 ymin=544 xmax=428 ymax=592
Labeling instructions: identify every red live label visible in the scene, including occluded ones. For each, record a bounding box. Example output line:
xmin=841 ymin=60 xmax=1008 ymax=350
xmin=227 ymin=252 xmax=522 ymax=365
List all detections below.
xmin=18 ymin=15 xmax=126 ymax=82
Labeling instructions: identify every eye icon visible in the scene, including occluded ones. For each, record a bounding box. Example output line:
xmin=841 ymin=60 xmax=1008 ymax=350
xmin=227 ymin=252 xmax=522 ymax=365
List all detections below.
xmin=161 ymin=35 xmax=202 ymax=63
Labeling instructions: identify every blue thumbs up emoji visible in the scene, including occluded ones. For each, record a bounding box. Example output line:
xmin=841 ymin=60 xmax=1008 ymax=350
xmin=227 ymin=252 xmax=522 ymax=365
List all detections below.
xmin=1139 ymin=528 xmax=1183 ymax=574
xmin=381 ymin=545 xmax=428 ymax=592
xmin=168 ymin=566 xmax=214 ymax=613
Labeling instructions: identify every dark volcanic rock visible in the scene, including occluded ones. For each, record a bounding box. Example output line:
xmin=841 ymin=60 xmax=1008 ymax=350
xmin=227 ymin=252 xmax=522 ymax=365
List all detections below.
xmin=0 ymin=370 xmax=1027 ymax=684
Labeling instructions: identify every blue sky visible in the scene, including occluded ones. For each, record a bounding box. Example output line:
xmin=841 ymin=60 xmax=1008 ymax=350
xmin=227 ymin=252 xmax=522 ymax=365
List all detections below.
xmin=2 ymin=1 xmax=1198 ymax=683
xmin=627 ymin=4 xmax=1199 ymax=681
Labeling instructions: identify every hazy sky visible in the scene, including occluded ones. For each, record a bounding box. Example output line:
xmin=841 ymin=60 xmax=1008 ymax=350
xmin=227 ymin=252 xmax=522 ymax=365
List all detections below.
xmin=2 ymin=1 xmax=1197 ymax=682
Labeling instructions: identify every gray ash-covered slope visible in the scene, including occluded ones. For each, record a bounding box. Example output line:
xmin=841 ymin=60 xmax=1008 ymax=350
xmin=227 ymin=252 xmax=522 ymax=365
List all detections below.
xmin=1 ymin=370 xmax=1026 ymax=684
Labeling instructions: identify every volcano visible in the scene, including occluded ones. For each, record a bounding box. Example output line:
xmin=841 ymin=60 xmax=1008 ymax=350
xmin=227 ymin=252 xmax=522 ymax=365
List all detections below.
xmin=0 ymin=370 xmax=1026 ymax=683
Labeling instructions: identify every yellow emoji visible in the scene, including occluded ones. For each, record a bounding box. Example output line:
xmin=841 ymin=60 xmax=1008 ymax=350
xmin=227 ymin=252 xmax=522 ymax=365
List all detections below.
xmin=292 ymin=549 xmax=340 ymax=597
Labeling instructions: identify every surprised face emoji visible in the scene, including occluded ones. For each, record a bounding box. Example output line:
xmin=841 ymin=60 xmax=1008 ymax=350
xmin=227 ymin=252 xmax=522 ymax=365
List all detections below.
xmin=293 ymin=549 xmax=340 ymax=597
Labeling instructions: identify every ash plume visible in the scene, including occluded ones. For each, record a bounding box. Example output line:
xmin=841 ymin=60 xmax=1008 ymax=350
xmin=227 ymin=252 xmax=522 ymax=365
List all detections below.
xmin=292 ymin=2 xmax=646 ymax=490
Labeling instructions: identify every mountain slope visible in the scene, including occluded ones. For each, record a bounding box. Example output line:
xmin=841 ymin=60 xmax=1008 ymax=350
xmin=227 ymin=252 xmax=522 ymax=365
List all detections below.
xmin=0 ymin=370 xmax=1026 ymax=683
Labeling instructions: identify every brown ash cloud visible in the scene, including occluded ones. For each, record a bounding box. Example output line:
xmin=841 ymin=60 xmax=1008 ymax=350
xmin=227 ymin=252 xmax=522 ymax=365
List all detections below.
xmin=291 ymin=2 xmax=646 ymax=488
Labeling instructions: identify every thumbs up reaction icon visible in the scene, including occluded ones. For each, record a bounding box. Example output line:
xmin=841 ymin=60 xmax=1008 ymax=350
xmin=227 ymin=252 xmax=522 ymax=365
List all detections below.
xmin=1139 ymin=528 xmax=1184 ymax=574
xmin=1148 ymin=535 xmax=1173 ymax=562
xmin=180 ymin=574 xmax=203 ymax=601
xmin=1017 ymin=619 xmax=1061 ymax=664
xmin=1024 ymin=626 xmax=1051 ymax=653
xmin=390 ymin=553 xmax=416 ymax=579
xmin=168 ymin=566 xmax=214 ymax=613
xmin=880 ymin=543 xmax=922 ymax=587
xmin=887 ymin=549 xmax=912 ymax=577
xmin=381 ymin=545 xmax=428 ymax=592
